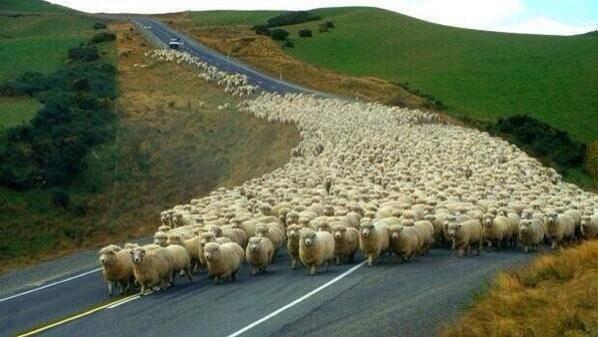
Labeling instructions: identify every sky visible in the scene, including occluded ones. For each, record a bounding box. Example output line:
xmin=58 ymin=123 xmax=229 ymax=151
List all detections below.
xmin=47 ymin=0 xmax=598 ymax=35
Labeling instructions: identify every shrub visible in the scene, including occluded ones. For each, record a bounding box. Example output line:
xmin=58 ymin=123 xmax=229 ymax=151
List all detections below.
xmin=50 ymin=188 xmax=70 ymax=208
xmin=487 ymin=115 xmax=587 ymax=173
xmin=266 ymin=11 xmax=321 ymax=27
xmin=271 ymin=29 xmax=289 ymax=41
xmin=252 ymin=24 xmax=271 ymax=36
xmin=68 ymin=45 xmax=99 ymax=62
xmin=91 ymin=32 xmax=116 ymax=44
xmin=93 ymin=22 xmax=107 ymax=30
xmin=283 ymin=40 xmax=294 ymax=48
xmin=318 ymin=24 xmax=329 ymax=33
xmin=325 ymin=21 xmax=335 ymax=29
xmin=298 ymin=29 xmax=313 ymax=38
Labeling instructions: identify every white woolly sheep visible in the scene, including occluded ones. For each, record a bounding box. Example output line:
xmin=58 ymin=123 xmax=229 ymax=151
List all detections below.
xmin=99 ymin=245 xmax=135 ymax=295
xmin=130 ymin=247 xmax=174 ymax=295
xmin=203 ymin=242 xmax=244 ymax=284
xmin=331 ymin=224 xmax=359 ymax=264
xmin=359 ymin=220 xmax=390 ymax=266
xmin=299 ymin=228 xmax=335 ymax=275
xmin=245 ymin=236 xmax=274 ymax=275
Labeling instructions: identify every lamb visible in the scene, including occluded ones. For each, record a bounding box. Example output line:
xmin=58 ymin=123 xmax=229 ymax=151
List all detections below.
xmin=98 ymin=245 xmax=135 ymax=296
xmin=413 ymin=220 xmax=434 ymax=253
xmin=388 ymin=225 xmax=422 ymax=261
xmin=580 ymin=214 xmax=598 ymax=239
xmin=203 ymin=242 xmax=244 ymax=284
xmin=129 ymin=247 xmax=174 ymax=295
xmin=481 ymin=214 xmax=511 ymax=251
xmin=448 ymin=219 xmax=483 ymax=257
xmin=167 ymin=233 xmax=202 ymax=273
xmin=286 ymin=224 xmax=301 ymax=269
xmin=546 ymin=211 xmax=576 ymax=249
xmin=255 ymin=223 xmax=285 ymax=253
xmin=299 ymin=228 xmax=335 ymax=275
xmin=165 ymin=244 xmax=193 ymax=282
xmin=245 ymin=236 xmax=274 ymax=275
xmin=331 ymin=224 xmax=359 ymax=264
xmin=359 ymin=220 xmax=390 ymax=266
xmin=518 ymin=219 xmax=545 ymax=253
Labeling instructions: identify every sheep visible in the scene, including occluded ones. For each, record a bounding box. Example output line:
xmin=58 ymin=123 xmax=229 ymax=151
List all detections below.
xmin=98 ymin=245 xmax=135 ymax=296
xmin=481 ymin=214 xmax=512 ymax=251
xmin=286 ymin=224 xmax=301 ymax=269
xmin=129 ymin=247 xmax=174 ymax=295
xmin=518 ymin=219 xmax=545 ymax=253
xmin=245 ymin=236 xmax=274 ymax=275
xmin=331 ymin=224 xmax=359 ymax=264
xmin=580 ymin=214 xmax=598 ymax=239
xmin=388 ymin=225 xmax=422 ymax=262
xmin=359 ymin=220 xmax=390 ymax=266
xmin=448 ymin=219 xmax=483 ymax=257
xmin=413 ymin=220 xmax=435 ymax=253
xmin=165 ymin=244 xmax=193 ymax=282
xmin=546 ymin=211 xmax=576 ymax=249
xmin=154 ymin=231 xmax=168 ymax=247
xmin=255 ymin=223 xmax=285 ymax=253
xmin=299 ymin=228 xmax=335 ymax=275
xmin=203 ymin=242 xmax=244 ymax=284
xmin=167 ymin=233 xmax=202 ymax=273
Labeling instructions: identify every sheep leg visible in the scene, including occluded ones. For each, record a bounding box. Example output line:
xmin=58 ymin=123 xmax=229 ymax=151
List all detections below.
xmin=367 ymin=254 xmax=374 ymax=266
xmin=324 ymin=261 xmax=329 ymax=271
xmin=232 ymin=271 xmax=237 ymax=281
xmin=185 ymin=268 xmax=193 ymax=282
xmin=213 ymin=276 xmax=219 ymax=285
xmin=139 ymin=284 xmax=146 ymax=296
xmin=291 ymin=259 xmax=297 ymax=269
xmin=106 ymin=281 xmax=114 ymax=296
xmin=551 ymin=240 xmax=557 ymax=250
xmin=524 ymin=246 xmax=529 ymax=253
xmin=310 ymin=265 xmax=316 ymax=275
xmin=252 ymin=267 xmax=257 ymax=276
xmin=335 ymin=256 xmax=340 ymax=265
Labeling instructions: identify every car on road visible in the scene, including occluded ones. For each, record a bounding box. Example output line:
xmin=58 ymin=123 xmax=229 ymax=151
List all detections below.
xmin=169 ymin=37 xmax=183 ymax=50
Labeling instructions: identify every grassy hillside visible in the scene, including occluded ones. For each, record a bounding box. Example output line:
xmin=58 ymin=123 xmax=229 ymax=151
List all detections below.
xmin=0 ymin=14 xmax=95 ymax=80
xmin=158 ymin=10 xmax=282 ymax=27
xmin=182 ymin=7 xmax=597 ymax=143
xmin=0 ymin=0 xmax=70 ymax=13
xmin=441 ymin=240 xmax=598 ymax=337
xmin=0 ymin=97 xmax=40 ymax=128
xmin=0 ymin=22 xmax=299 ymax=271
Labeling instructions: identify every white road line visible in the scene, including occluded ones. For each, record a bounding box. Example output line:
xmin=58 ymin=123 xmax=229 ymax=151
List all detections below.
xmin=225 ymin=261 xmax=366 ymax=337
xmin=0 ymin=268 xmax=102 ymax=303
xmin=106 ymin=293 xmax=145 ymax=309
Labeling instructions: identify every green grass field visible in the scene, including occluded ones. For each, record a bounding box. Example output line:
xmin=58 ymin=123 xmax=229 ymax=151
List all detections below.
xmin=162 ymin=10 xmax=282 ymax=27
xmin=0 ymin=97 xmax=40 ymax=128
xmin=0 ymin=0 xmax=71 ymax=13
xmin=0 ymin=14 xmax=95 ymax=80
xmin=185 ymin=7 xmax=598 ymax=143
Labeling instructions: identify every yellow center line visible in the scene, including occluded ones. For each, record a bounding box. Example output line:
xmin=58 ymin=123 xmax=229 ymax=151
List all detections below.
xmin=17 ymin=293 xmax=142 ymax=337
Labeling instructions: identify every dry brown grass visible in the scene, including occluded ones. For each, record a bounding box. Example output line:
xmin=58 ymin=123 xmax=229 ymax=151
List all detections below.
xmin=163 ymin=16 xmax=425 ymax=107
xmin=440 ymin=240 xmax=598 ymax=337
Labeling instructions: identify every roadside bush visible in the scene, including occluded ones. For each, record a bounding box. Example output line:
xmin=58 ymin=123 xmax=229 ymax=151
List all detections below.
xmin=487 ymin=115 xmax=587 ymax=172
xmin=283 ymin=40 xmax=294 ymax=48
xmin=50 ymin=188 xmax=70 ymax=208
xmin=299 ymin=29 xmax=313 ymax=38
xmin=271 ymin=29 xmax=289 ymax=41
xmin=252 ymin=24 xmax=271 ymax=36
xmin=91 ymin=32 xmax=116 ymax=44
xmin=266 ymin=11 xmax=321 ymax=27
xmin=93 ymin=22 xmax=107 ymax=29
xmin=325 ymin=21 xmax=335 ymax=29
xmin=68 ymin=45 xmax=99 ymax=62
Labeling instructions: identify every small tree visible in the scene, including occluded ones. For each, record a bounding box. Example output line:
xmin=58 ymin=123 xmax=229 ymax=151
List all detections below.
xmin=93 ymin=22 xmax=107 ymax=30
xmin=325 ymin=21 xmax=335 ymax=29
xmin=252 ymin=24 xmax=271 ymax=36
xmin=298 ymin=29 xmax=313 ymax=38
xmin=270 ymin=29 xmax=289 ymax=41
xmin=283 ymin=40 xmax=294 ymax=48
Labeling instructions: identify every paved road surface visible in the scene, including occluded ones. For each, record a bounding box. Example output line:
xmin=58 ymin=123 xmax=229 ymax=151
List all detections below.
xmin=0 ymin=19 xmax=536 ymax=337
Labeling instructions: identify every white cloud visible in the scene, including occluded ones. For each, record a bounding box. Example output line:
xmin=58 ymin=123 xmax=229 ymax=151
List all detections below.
xmin=494 ymin=16 xmax=594 ymax=35
xmin=46 ymin=0 xmax=591 ymax=35
xmin=389 ymin=0 xmax=524 ymax=29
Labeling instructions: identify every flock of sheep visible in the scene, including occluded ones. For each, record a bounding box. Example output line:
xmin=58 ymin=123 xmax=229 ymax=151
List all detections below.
xmin=98 ymin=49 xmax=598 ymax=296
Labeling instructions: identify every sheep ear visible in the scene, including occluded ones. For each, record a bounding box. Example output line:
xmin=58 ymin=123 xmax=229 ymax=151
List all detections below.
xmin=457 ymin=224 xmax=462 ymax=228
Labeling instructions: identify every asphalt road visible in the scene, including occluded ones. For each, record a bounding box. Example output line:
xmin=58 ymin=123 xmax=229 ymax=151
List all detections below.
xmin=0 ymin=20 xmax=537 ymax=337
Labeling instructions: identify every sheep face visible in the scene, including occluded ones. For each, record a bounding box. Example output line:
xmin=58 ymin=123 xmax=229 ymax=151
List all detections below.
xmin=201 ymin=233 xmax=216 ymax=245
xmin=302 ymin=232 xmax=317 ymax=247
xmin=255 ymin=226 xmax=269 ymax=237
xmin=248 ymin=237 xmax=262 ymax=252
xmin=482 ymin=215 xmax=493 ymax=227
xmin=332 ymin=226 xmax=346 ymax=240
xmin=130 ymin=248 xmax=146 ymax=264
xmin=360 ymin=223 xmax=374 ymax=238
xmin=203 ymin=243 xmax=221 ymax=261
xmin=388 ymin=226 xmax=403 ymax=240
xmin=167 ymin=234 xmax=182 ymax=246
xmin=447 ymin=223 xmax=461 ymax=239
xmin=98 ymin=246 xmax=118 ymax=266
xmin=317 ymin=223 xmax=331 ymax=233
xmin=286 ymin=225 xmax=300 ymax=239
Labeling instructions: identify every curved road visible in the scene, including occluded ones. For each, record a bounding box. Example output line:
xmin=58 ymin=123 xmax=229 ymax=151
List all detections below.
xmin=0 ymin=19 xmax=535 ymax=337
